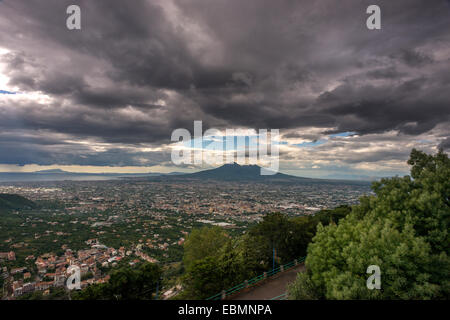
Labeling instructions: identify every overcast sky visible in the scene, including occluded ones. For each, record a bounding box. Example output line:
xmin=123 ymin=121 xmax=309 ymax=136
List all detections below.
xmin=0 ymin=0 xmax=449 ymax=179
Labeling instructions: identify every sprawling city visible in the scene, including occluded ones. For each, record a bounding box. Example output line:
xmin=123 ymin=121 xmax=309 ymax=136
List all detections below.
xmin=0 ymin=0 xmax=448 ymax=317
xmin=0 ymin=175 xmax=371 ymax=299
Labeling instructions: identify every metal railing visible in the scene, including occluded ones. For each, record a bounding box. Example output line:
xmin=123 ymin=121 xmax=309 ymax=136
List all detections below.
xmin=270 ymin=292 xmax=288 ymax=300
xmin=206 ymin=256 xmax=305 ymax=300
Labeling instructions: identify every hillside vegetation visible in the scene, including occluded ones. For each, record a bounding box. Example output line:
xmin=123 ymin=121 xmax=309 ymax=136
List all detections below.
xmin=177 ymin=205 xmax=351 ymax=299
xmin=288 ymin=149 xmax=449 ymax=299
xmin=0 ymin=194 xmax=37 ymax=212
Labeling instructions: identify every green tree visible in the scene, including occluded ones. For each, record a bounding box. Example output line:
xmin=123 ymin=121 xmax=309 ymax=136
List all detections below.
xmin=247 ymin=212 xmax=329 ymax=265
xmin=183 ymin=226 xmax=229 ymax=271
xmin=312 ymin=205 xmax=352 ymax=226
xmin=288 ymin=149 xmax=450 ymax=300
xmin=180 ymin=207 xmax=352 ymax=299
xmin=247 ymin=212 xmax=294 ymax=265
xmin=235 ymin=233 xmax=271 ymax=275
xmin=182 ymin=256 xmax=223 ymax=299
xmin=73 ymin=262 xmax=161 ymax=300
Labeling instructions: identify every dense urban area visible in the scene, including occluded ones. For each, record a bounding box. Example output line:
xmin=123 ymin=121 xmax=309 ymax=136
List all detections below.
xmin=0 ymin=179 xmax=370 ymax=299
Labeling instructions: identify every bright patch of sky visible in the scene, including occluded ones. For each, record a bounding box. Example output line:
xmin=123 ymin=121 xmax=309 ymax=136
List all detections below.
xmin=179 ymin=131 xmax=356 ymax=151
xmin=329 ymin=131 xmax=356 ymax=138
xmin=293 ymin=132 xmax=356 ymax=148
xmin=293 ymin=139 xmax=328 ymax=148
xmin=0 ymin=89 xmax=16 ymax=94
xmin=181 ymin=134 xmax=264 ymax=151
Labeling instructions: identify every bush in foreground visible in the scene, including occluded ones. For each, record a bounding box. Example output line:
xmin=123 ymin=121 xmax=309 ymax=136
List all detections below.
xmin=288 ymin=149 xmax=449 ymax=299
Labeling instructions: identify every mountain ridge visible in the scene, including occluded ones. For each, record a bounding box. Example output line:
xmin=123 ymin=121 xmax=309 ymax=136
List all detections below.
xmin=0 ymin=194 xmax=36 ymax=212
xmin=147 ymin=163 xmax=370 ymax=185
xmin=180 ymin=162 xmax=307 ymax=181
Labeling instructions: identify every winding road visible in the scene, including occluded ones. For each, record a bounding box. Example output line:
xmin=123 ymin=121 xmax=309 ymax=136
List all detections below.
xmin=231 ymin=264 xmax=305 ymax=300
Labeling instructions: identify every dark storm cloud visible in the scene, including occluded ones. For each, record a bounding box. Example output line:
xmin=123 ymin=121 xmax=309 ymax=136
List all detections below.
xmin=0 ymin=130 xmax=172 ymax=166
xmin=0 ymin=143 xmax=171 ymax=167
xmin=366 ymin=67 xmax=405 ymax=80
xmin=391 ymin=49 xmax=434 ymax=68
xmin=0 ymin=0 xmax=449 ymax=167
xmin=439 ymin=137 xmax=450 ymax=150
xmin=315 ymin=74 xmax=450 ymax=135
xmin=282 ymin=132 xmax=322 ymax=141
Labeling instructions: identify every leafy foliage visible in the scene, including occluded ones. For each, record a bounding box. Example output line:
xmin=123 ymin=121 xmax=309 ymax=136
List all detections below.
xmin=289 ymin=149 xmax=450 ymax=299
xmin=73 ymin=262 xmax=162 ymax=300
xmin=181 ymin=206 xmax=352 ymax=299
xmin=183 ymin=226 xmax=229 ymax=271
xmin=0 ymin=194 xmax=37 ymax=213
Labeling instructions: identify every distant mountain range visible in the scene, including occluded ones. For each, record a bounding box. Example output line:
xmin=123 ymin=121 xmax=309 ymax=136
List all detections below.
xmin=146 ymin=163 xmax=371 ymax=185
xmin=0 ymin=169 xmax=172 ymax=182
xmin=322 ymin=173 xmax=382 ymax=181
xmin=175 ymin=163 xmax=306 ymax=181
xmin=0 ymin=164 xmax=371 ymax=185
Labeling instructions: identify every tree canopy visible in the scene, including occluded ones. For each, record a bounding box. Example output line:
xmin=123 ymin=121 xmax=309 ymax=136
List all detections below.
xmin=183 ymin=226 xmax=229 ymax=271
xmin=289 ymin=149 xmax=450 ymax=299
xmin=73 ymin=262 xmax=162 ymax=300
xmin=181 ymin=206 xmax=352 ymax=299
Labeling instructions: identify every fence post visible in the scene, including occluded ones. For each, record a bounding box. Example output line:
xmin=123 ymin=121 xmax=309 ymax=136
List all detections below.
xmin=294 ymin=259 xmax=298 ymax=266
xmin=221 ymin=290 xmax=226 ymax=300
xmin=263 ymin=272 xmax=267 ymax=279
xmin=245 ymin=280 xmax=249 ymax=288
xmin=280 ymin=265 xmax=284 ymax=272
